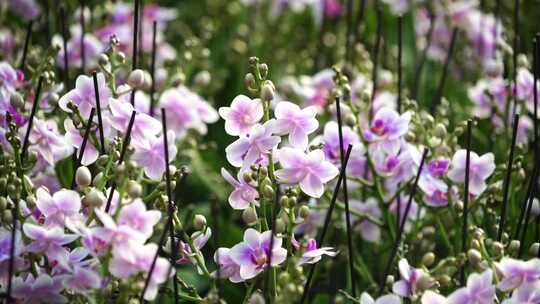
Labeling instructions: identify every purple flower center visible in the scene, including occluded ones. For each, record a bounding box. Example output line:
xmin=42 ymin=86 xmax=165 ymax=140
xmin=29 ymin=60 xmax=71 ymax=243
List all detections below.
xmin=371 ymin=119 xmax=386 ymax=136
xmin=251 ymin=248 xmax=267 ymax=267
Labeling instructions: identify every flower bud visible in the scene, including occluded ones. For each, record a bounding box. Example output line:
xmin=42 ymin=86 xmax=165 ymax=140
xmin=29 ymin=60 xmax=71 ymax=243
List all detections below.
xmin=422 ymin=252 xmax=435 ymax=267
xmin=143 ymin=70 xmax=152 ymax=90
xmin=83 ymin=188 xmax=106 ymax=208
xmin=263 ymin=185 xmax=275 ymax=199
xmin=275 ymin=219 xmax=285 ymax=234
xmin=245 ymin=73 xmax=256 ymax=90
xmin=385 ymin=275 xmax=394 ymax=286
xmin=530 ymin=242 xmax=540 ymax=256
xmin=491 ymin=241 xmax=504 ymax=256
xmin=128 ymin=69 xmax=146 ymax=89
xmin=259 ymin=63 xmax=268 ymax=79
xmin=467 ymin=249 xmax=482 ymax=265
xmin=242 ymin=208 xmax=258 ymax=226
xmin=92 ymin=172 xmax=104 ymax=187
xmin=279 ymin=196 xmax=289 ymax=208
xmin=193 ymin=70 xmax=211 ymax=87
xmin=299 ymin=205 xmax=310 ymax=219
xmin=509 ymin=240 xmax=520 ymax=253
xmin=171 ymin=72 xmax=186 ymax=87
xmin=261 ymin=81 xmax=275 ymax=101
xmin=127 ymin=180 xmax=142 ymax=198
xmin=193 ymin=214 xmax=207 ymax=230
xmin=3 ymin=210 xmax=13 ymax=223
xmin=99 ymin=53 xmax=109 ymax=66
xmin=75 ymin=166 xmax=92 ymax=187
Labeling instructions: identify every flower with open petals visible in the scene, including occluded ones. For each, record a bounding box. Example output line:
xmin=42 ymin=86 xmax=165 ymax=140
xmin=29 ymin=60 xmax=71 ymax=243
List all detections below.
xmin=213 ymin=248 xmax=243 ymax=282
xmin=360 ymin=292 xmax=401 ymax=304
xmin=275 ymin=147 xmax=339 ymax=198
xmin=496 ymin=258 xmax=540 ymax=291
xmin=177 ymin=228 xmax=212 ymax=273
xmin=64 ymin=119 xmax=99 ymax=166
xmin=447 ymin=150 xmax=495 ymax=196
xmin=109 ymin=98 xmax=161 ymax=144
xmin=219 ymin=95 xmax=264 ymax=136
xmin=221 ymin=168 xmax=259 ymax=209
xmin=502 ymin=281 xmax=540 ymax=304
xmin=225 ymin=120 xmax=281 ymax=168
xmin=447 ymin=269 xmax=495 ymax=304
xmin=23 ymin=223 xmax=78 ymax=260
xmin=35 ymin=188 xmax=81 ymax=227
xmin=364 ymin=107 xmax=411 ymax=154
xmin=117 ymin=199 xmax=162 ymax=239
xmin=422 ymin=291 xmax=447 ymax=304
xmin=59 ymin=73 xmax=111 ymax=119
xmin=393 ymin=259 xmax=434 ymax=297
xmin=272 ymin=101 xmax=318 ymax=149
xmin=132 ymin=130 xmax=177 ymax=181
xmin=27 ymin=118 xmax=73 ymax=165
xmin=229 ymin=229 xmax=287 ymax=280
xmin=319 ymin=121 xmax=360 ymax=164
xmin=292 ymin=237 xmax=337 ymax=265
xmin=12 ymin=273 xmax=67 ymax=304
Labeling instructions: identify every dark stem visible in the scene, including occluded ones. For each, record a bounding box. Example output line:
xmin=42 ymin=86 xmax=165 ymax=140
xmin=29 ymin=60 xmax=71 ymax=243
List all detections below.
xmin=335 ymin=96 xmax=356 ymax=297
xmin=344 ymin=0 xmax=354 ymax=64
xmin=104 ymin=110 xmax=136 ymax=213
xmin=351 ymin=0 xmax=367 ymax=65
xmin=132 ymin=0 xmax=140 ymax=71
xmin=161 ymin=109 xmax=179 ymax=303
xmin=60 ymin=6 xmax=69 ymax=89
xmin=71 ymin=108 xmax=96 ymax=189
xmin=460 ymin=120 xmax=472 ymax=286
xmin=21 ymin=76 xmax=44 ymax=162
xmin=497 ymin=114 xmax=520 ymax=242
xmin=149 ymin=21 xmax=157 ymax=117
xmin=300 ymin=145 xmax=353 ymax=304
xmin=378 ymin=148 xmax=429 ymax=296
xmin=430 ymin=28 xmax=458 ymax=114
xmin=92 ymin=71 xmax=106 ymax=154
xmin=20 ymin=20 xmax=33 ymax=73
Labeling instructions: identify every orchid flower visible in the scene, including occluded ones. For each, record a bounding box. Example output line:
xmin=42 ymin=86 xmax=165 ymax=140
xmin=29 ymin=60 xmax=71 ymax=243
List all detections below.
xmin=447 ymin=150 xmax=495 ymax=196
xmin=219 ymin=94 xmax=264 ymax=136
xmin=221 ymin=168 xmax=259 ymax=210
xmin=272 ymin=101 xmax=318 ymax=149
xmin=59 ymin=73 xmax=111 ymax=119
xmin=35 ymin=187 xmax=81 ymax=227
xmin=132 ymin=130 xmax=177 ymax=181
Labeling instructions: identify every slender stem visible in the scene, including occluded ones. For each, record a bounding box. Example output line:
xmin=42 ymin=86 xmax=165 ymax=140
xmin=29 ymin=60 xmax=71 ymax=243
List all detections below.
xmin=71 ymin=108 xmax=96 ymax=189
xmin=132 ymin=0 xmax=140 ymax=71
xmin=351 ymin=0 xmax=367 ymax=66
xmin=300 ymin=145 xmax=353 ymax=304
xmin=92 ymin=71 xmax=106 ymax=154
xmin=430 ymin=28 xmax=458 ymax=114
xmin=460 ymin=120 xmax=472 ymax=286
xmin=378 ymin=148 xmax=429 ymax=296
xmin=21 ymin=76 xmax=44 ymax=161
xmin=149 ymin=21 xmax=157 ymax=117
xmin=497 ymin=114 xmax=520 ymax=241
xmin=20 ymin=20 xmax=33 ymax=73
xmin=104 ymin=110 xmax=136 ymax=213
xmin=336 ymin=96 xmax=356 ymax=297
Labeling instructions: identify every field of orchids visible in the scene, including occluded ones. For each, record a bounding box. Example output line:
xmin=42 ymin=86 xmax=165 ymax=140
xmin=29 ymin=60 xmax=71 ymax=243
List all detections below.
xmin=3 ymin=0 xmax=540 ymax=303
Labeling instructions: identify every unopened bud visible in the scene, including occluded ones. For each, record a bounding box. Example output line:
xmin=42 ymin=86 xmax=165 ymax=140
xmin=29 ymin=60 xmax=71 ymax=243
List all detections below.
xmin=83 ymin=188 xmax=106 ymax=208
xmin=242 ymin=208 xmax=258 ymax=226
xmin=299 ymin=205 xmax=310 ymax=219
xmin=467 ymin=249 xmax=482 ymax=265
xmin=261 ymin=81 xmax=275 ymax=101
xmin=193 ymin=214 xmax=207 ymax=230
xmin=75 ymin=166 xmax=92 ymax=187
xmin=127 ymin=180 xmax=142 ymax=198
xmin=10 ymin=93 xmax=24 ymax=109
xmin=194 ymin=70 xmax=211 ymax=87
xmin=128 ymin=69 xmax=146 ymax=89
xmin=422 ymin=252 xmax=435 ymax=267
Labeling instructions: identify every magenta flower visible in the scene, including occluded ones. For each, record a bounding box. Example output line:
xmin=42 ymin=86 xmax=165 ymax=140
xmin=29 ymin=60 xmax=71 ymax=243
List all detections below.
xmin=27 ymin=118 xmax=73 ymax=165
xmin=502 ymin=281 xmax=540 ymax=304
xmin=422 ymin=291 xmax=447 ymax=304
xmin=364 ymin=107 xmax=411 ymax=154
xmin=109 ymin=98 xmax=161 ymax=144
xmin=360 ymin=292 xmax=401 ymax=304
xmin=319 ymin=121 xmax=360 ymax=164
xmin=132 ymin=130 xmax=177 ymax=181
xmin=214 ymin=248 xmax=243 ymax=282
xmin=496 ymin=258 xmax=540 ymax=291
xmin=59 ymin=73 xmax=111 ymax=119
xmin=419 ymin=158 xmax=452 ymax=207
xmin=108 ymin=242 xmax=172 ymax=301
xmin=219 ymin=95 xmax=264 ymax=136
xmin=23 ymin=223 xmax=78 ymax=259
xmin=393 ymin=259 xmax=433 ymax=297
xmin=349 ymin=198 xmax=382 ymax=242
xmin=93 ymin=208 xmax=150 ymax=246
xmin=35 ymin=188 xmax=81 ymax=227
xmin=64 ymin=118 xmax=99 ymax=166
xmin=292 ymin=237 xmax=337 ymax=266
xmin=275 ymin=147 xmax=339 ymax=198
xmin=177 ymin=228 xmax=212 ymax=272
xmin=117 ymin=199 xmax=162 ymax=239
xmin=54 ymin=248 xmax=101 ymax=294
xmin=447 ymin=269 xmax=495 ymax=304
xmin=447 ymin=150 xmax=495 ymax=196
xmin=272 ymin=101 xmax=318 ymax=148
xmin=12 ymin=273 xmax=67 ymax=304
xmin=229 ymin=229 xmax=287 ymax=280
xmin=221 ymin=168 xmax=259 ymax=210
xmin=225 ymin=120 xmax=281 ymax=168
xmin=159 ymin=87 xmax=218 ymax=137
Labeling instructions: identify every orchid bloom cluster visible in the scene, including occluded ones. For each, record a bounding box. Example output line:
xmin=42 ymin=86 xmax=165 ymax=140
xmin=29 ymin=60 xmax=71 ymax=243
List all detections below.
xmin=3 ymin=0 xmax=540 ymax=303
